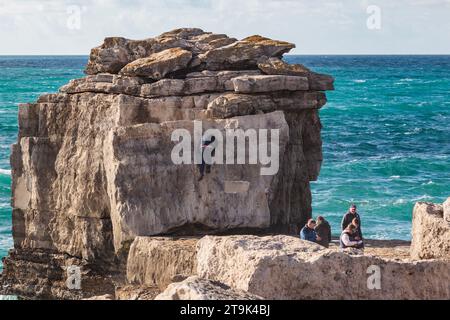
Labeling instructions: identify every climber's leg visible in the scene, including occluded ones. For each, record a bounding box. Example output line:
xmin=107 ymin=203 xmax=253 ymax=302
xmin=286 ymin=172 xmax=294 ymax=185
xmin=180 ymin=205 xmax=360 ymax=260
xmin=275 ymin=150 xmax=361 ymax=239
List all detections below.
xmin=198 ymin=161 xmax=205 ymax=181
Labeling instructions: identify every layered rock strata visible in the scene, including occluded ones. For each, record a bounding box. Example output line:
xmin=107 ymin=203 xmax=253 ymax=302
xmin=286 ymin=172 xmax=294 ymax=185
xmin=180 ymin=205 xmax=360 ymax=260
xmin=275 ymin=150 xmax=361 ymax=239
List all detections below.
xmin=0 ymin=28 xmax=333 ymax=299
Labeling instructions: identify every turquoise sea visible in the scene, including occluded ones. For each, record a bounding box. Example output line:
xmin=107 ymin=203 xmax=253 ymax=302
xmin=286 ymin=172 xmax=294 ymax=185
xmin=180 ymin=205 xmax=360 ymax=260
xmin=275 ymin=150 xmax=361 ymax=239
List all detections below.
xmin=0 ymin=55 xmax=449 ymax=267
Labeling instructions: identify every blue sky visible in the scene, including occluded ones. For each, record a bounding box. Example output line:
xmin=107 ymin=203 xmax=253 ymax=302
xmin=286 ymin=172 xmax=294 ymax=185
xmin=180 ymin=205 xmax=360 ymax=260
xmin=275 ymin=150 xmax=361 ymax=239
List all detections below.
xmin=0 ymin=0 xmax=449 ymax=54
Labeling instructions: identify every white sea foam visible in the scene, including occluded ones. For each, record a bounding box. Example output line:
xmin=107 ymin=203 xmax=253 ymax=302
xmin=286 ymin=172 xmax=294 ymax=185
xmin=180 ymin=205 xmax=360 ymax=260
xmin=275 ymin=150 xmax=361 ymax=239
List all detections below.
xmin=353 ymin=79 xmax=366 ymax=83
xmin=412 ymin=195 xmax=433 ymax=201
xmin=0 ymin=168 xmax=11 ymax=175
xmin=393 ymin=199 xmax=407 ymax=205
xmin=390 ymin=175 xmax=401 ymax=179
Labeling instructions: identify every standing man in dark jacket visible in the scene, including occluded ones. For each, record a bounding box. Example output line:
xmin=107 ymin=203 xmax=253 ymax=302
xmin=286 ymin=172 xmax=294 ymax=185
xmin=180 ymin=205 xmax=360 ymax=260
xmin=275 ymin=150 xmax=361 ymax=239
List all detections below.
xmin=315 ymin=216 xmax=332 ymax=248
xmin=341 ymin=204 xmax=363 ymax=240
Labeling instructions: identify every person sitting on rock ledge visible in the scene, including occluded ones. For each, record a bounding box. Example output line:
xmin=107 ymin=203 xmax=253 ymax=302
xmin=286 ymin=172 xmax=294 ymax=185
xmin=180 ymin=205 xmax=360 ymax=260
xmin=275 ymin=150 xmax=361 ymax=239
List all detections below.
xmin=198 ymin=136 xmax=216 ymax=181
xmin=315 ymin=216 xmax=332 ymax=248
xmin=300 ymin=219 xmax=317 ymax=243
xmin=351 ymin=217 xmax=364 ymax=248
xmin=340 ymin=224 xmax=364 ymax=249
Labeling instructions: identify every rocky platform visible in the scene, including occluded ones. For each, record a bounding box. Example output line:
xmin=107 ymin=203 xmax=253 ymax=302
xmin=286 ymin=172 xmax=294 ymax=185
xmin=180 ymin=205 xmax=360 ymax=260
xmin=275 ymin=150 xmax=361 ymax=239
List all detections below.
xmin=0 ymin=28 xmax=334 ymax=299
xmin=94 ymin=234 xmax=449 ymax=300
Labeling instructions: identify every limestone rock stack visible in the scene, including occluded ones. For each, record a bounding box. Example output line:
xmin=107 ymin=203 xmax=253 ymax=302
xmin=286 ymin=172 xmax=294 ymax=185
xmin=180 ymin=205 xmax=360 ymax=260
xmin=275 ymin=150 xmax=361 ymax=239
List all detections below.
xmin=0 ymin=28 xmax=334 ymax=299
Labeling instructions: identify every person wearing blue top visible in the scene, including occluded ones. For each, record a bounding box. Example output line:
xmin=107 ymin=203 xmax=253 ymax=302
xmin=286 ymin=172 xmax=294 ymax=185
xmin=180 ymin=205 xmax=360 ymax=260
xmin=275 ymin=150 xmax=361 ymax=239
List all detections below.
xmin=300 ymin=219 xmax=318 ymax=243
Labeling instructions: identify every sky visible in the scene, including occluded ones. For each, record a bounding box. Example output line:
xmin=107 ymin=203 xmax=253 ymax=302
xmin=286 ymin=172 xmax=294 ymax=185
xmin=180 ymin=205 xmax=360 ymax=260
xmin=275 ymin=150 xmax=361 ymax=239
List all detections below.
xmin=0 ymin=0 xmax=450 ymax=55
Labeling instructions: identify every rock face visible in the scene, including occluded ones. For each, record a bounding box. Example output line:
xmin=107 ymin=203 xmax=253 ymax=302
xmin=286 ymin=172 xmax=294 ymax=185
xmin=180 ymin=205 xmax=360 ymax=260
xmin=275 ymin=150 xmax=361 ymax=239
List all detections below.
xmin=411 ymin=200 xmax=450 ymax=260
xmin=0 ymin=28 xmax=333 ymax=299
xmin=155 ymin=276 xmax=262 ymax=300
xmin=444 ymin=197 xmax=450 ymax=223
xmin=126 ymin=237 xmax=198 ymax=290
xmin=196 ymin=235 xmax=450 ymax=300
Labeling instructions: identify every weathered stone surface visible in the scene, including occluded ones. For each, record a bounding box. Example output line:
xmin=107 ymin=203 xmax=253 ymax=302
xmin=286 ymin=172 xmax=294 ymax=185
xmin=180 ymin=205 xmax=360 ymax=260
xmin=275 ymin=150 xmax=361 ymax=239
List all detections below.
xmin=257 ymin=57 xmax=334 ymax=91
xmin=232 ymin=75 xmax=309 ymax=93
xmin=115 ymin=285 xmax=160 ymax=300
xmin=127 ymin=237 xmax=198 ymax=290
xmin=60 ymin=74 xmax=144 ymax=96
xmin=207 ymin=92 xmax=326 ymax=118
xmin=199 ymin=35 xmax=295 ymax=70
xmin=0 ymin=248 xmax=118 ymax=300
xmin=155 ymin=276 xmax=262 ymax=300
xmin=258 ymin=56 xmax=311 ymax=76
xmin=411 ymin=201 xmax=450 ymax=260
xmin=84 ymin=294 xmax=114 ymax=300
xmin=104 ymin=111 xmax=290 ymax=250
xmin=85 ymin=28 xmax=236 ymax=74
xmin=444 ymin=197 xmax=450 ymax=222
xmin=114 ymin=93 xmax=211 ymax=124
xmin=119 ymin=48 xmax=193 ymax=79
xmin=141 ymin=70 xmax=262 ymax=97
xmin=309 ymin=72 xmax=335 ymax=91
xmin=197 ymin=235 xmax=450 ymax=300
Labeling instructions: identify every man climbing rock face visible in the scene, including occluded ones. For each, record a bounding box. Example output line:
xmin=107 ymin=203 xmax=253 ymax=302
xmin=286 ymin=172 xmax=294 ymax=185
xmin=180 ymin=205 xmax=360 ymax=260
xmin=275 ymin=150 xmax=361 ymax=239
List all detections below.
xmin=198 ymin=135 xmax=216 ymax=181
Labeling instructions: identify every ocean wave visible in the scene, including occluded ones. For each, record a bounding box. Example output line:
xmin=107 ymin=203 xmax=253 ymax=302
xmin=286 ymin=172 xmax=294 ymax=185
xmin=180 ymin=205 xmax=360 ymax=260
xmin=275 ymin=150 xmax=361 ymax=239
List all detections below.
xmin=411 ymin=195 xmax=434 ymax=201
xmin=0 ymin=169 xmax=11 ymax=176
xmin=393 ymin=199 xmax=407 ymax=205
xmin=353 ymin=79 xmax=366 ymax=83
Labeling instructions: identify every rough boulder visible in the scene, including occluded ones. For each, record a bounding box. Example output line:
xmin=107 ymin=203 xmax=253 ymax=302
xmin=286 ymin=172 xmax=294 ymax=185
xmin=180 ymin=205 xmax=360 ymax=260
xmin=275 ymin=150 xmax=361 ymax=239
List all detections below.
xmin=411 ymin=199 xmax=450 ymax=260
xmin=155 ymin=276 xmax=262 ymax=300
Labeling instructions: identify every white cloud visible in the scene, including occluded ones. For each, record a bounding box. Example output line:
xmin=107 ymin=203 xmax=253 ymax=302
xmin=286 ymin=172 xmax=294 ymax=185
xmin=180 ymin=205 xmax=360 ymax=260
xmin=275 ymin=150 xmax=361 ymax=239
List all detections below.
xmin=0 ymin=0 xmax=449 ymax=54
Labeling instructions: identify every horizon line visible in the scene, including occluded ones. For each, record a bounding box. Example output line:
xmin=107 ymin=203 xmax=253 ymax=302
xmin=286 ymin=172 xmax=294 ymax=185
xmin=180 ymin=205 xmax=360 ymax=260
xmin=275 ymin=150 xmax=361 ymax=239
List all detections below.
xmin=1 ymin=53 xmax=450 ymax=57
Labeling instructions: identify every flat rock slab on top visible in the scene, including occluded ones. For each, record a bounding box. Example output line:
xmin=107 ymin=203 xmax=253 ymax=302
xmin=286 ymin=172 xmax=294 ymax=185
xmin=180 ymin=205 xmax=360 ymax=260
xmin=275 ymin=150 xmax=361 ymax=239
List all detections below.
xmin=232 ymin=75 xmax=309 ymax=93
xmin=199 ymin=35 xmax=295 ymax=70
xmin=85 ymin=29 xmax=295 ymax=75
xmin=257 ymin=56 xmax=311 ymax=76
xmin=119 ymin=47 xmax=193 ymax=79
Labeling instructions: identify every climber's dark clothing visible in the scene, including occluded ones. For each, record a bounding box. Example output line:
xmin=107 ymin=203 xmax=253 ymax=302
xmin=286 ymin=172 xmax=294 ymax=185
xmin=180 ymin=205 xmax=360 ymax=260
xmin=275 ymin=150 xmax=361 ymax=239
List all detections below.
xmin=198 ymin=137 xmax=215 ymax=180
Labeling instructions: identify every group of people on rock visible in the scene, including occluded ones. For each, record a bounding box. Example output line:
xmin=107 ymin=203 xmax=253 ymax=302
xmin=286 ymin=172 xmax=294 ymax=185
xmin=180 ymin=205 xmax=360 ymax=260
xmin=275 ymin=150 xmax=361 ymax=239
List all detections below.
xmin=300 ymin=204 xmax=364 ymax=249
